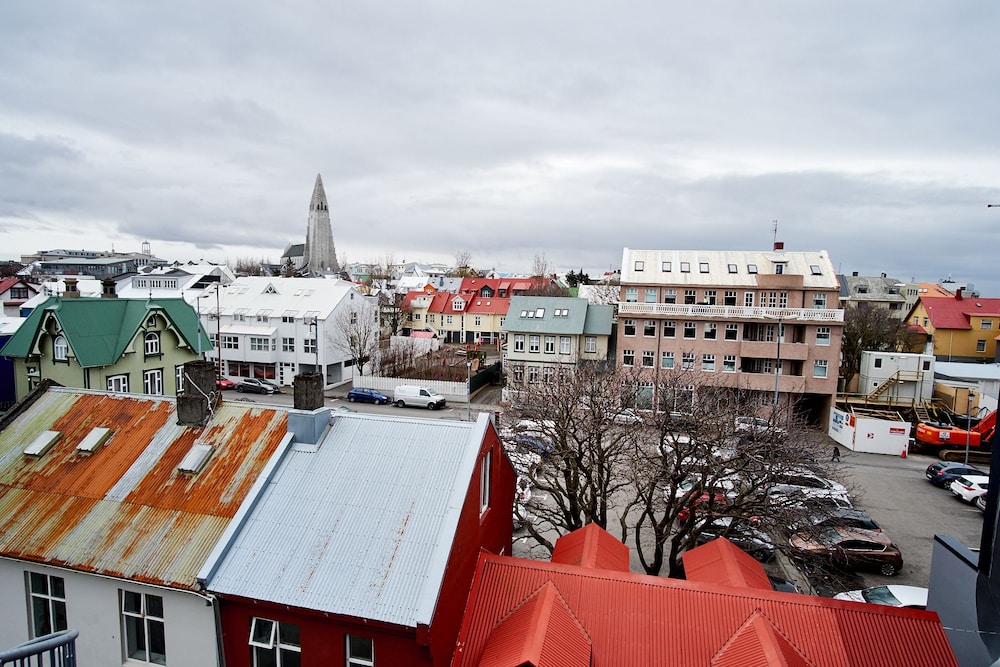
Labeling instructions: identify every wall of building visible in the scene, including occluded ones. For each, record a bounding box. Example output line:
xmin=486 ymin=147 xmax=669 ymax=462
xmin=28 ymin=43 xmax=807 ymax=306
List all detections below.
xmin=828 ymin=408 xmax=910 ymax=456
xmin=858 ymin=351 xmax=935 ymax=402
xmin=0 ymin=561 xmax=218 ymax=667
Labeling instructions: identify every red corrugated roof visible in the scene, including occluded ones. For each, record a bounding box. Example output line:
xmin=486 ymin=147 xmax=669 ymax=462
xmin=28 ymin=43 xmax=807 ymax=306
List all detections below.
xmin=551 ymin=522 xmax=630 ymax=572
xmin=711 ymin=611 xmax=813 ymax=666
xmin=452 ymin=532 xmax=958 ymax=666
xmin=682 ymin=537 xmax=773 ymax=591
xmin=921 ymin=296 xmax=1000 ymax=330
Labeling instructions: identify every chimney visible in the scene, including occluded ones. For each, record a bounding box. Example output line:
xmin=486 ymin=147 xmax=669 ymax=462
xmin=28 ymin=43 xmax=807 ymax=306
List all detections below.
xmin=293 ymin=372 xmax=325 ymax=411
xmin=852 ymin=271 xmax=859 ymax=277
xmin=101 ymin=278 xmax=117 ymax=298
xmin=176 ymin=360 xmax=219 ymax=426
xmin=63 ymin=278 xmax=79 ymax=298
xmin=773 ymin=241 xmax=784 ymax=251
xmin=956 ymin=288 xmax=964 ymax=301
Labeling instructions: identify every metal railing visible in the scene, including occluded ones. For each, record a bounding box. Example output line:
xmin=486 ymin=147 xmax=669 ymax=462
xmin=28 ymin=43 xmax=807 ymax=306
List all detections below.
xmin=0 ymin=630 xmax=78 ymax=667
xmin=617 ymin=303 xmax=844 ymax=322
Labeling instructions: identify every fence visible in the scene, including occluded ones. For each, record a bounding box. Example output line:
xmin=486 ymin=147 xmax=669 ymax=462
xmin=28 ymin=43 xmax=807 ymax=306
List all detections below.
xmin=363 ymin=362 xmax=501 ymax=404
xmin=0 ymin=630 xmax=78 ymax=667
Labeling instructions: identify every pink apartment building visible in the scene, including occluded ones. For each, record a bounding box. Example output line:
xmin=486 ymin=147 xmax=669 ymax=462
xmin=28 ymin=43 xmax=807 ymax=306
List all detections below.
xmin=618 ymin=245 xmax=843 ymax=425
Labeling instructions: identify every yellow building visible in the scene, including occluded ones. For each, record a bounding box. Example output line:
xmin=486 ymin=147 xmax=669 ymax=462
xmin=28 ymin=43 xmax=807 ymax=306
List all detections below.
xmin=906 ymin=290 xmax=1000 ymax=362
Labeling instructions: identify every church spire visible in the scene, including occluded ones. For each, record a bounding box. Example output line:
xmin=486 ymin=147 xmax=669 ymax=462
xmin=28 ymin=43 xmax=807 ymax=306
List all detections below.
xmin=304 ymin=173 xmax=338 ymax=274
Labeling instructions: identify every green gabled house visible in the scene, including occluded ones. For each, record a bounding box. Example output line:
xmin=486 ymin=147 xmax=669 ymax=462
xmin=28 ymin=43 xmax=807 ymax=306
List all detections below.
xmin=0 ymin=295 xmax=212 ymax=401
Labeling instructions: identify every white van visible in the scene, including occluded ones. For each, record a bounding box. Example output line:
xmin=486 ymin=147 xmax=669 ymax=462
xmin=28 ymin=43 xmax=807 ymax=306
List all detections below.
xmin=393 ymin=385 xmax=447 ymax=410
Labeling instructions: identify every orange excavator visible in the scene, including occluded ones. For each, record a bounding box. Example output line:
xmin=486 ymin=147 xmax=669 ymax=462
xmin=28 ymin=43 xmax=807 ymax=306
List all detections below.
xmin=915 ymin=410 xmax=996 ymax=462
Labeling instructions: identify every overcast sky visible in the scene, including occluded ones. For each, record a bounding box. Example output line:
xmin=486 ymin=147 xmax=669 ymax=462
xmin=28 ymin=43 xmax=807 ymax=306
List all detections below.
xmin=2 ymin=2 xmax=999 ymax=293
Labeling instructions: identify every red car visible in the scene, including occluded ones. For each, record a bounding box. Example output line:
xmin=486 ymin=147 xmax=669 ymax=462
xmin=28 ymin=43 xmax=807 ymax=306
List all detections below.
xmin=677 ymin=492 xmax=729 ymax=523
xmin=216 ymin=377 xmax=236 ymax=390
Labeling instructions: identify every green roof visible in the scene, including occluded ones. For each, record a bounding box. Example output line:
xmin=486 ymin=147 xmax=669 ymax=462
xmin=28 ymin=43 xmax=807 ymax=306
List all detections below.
xmin=503 ymin=296 xmax=613 ymax=336
xmin=0 ymin=296 xmax=212 ymax=367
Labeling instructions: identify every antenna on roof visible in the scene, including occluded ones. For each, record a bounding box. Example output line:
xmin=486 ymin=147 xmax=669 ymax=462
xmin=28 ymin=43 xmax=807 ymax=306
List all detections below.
xmin=772 ymin=219 xmax=778 ymax=247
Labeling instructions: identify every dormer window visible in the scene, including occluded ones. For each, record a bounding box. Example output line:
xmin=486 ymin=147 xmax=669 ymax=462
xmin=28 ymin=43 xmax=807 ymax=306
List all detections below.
xmin=452 ymin=298 xmax=465 ymax=311
xmin=53 ymin=335 xmax=68 ymax=361
xmin=774 ymin=263 xmax=785 ymax=275
xmin=145 ymin=332 xmax=161 ymax=355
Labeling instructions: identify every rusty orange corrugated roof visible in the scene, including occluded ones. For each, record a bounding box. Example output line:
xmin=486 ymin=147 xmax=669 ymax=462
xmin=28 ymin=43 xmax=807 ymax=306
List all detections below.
xmin=0 ymin=388 xmax=288 ymax=589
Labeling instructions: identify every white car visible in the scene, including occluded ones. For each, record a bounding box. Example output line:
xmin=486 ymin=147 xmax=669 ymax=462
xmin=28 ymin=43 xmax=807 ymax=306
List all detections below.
xmin=612 ymin=408 xmax=644 ymax=425
xmin=834 ymin=585 xmax=928 ymax=610
xmin=766 ymin=468 xmax=850 ymax=506
xmin=949 ymin=475 xmax=989 ymax=503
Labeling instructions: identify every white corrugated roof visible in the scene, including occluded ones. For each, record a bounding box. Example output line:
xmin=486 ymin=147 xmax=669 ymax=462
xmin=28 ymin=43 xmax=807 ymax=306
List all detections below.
xmin=620 ymin=248 xmax=839 ymax=289
xmin=218 ymin=277 xmax=359 ymax=318
xmin=202 ymin=413 xmax=486 ymax=627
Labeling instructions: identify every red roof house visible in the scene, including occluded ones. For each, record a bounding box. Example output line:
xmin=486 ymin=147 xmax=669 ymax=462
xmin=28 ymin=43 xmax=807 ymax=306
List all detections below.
xmin=451 ymin=526 xmax=958 ymax=667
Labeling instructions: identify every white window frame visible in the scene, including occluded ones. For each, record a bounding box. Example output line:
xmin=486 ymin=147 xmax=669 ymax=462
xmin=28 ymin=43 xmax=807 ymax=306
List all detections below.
xmin=813 ymin=293 xmax=827 ymax=309
xmin=513 ymin=334 xmax=525 ymax=352
xmin=174 ymin=365 xmax=184 ymax=394
xmin=221 ymin=335 xmax=239 ymax=350
xmin=744 ymin=292 xmax=754 ymax=307
xmin=250 ymin=337 xmax=272 ymax=352
xmin=144 ymin=332 xmax=161 ymax=356
xmin=480 ymin=450 xmax=492 ymax=514
xmin=249 ymin=617 xmax=301 ymax=667
xmin=645 ymin=288 xmax=657 ymax=303
xmin=529 ymin=335 xmax=540 ymax=353
xmin=559 ymin=336 xmax=571 ymax=354
xmin=304 ymin=339 xmax=317 ymax=354
xmin=53 ymin=335 xmax=68 ymax=361
xmin=282 ymin=338 xmax=295 ymax=352
xmin=107 ymin=374 xmax=129 ymax=393
xmin=584 ymin=336 xmax=597 ymax=353
xmin=121 ymin=590 xmax=166 ymax=665
xmin=661 ymin=352 xmax=674 ymax=369
xmin=544 ymin=336 xmax=556 ymax=354
xmin=642 ymin=350 xmax=655 ymax=367
xmin=816 ymin=327 xmax=831 ymax=346
xmin=725 ymin=324 xmax=738 ymax=341
xmin=702 ymin=354 xmax=716 ymax=372
xmin=346 ymin=635 xmax=375 ymax=667
xmin=682 ymin=352 xmax=695 ymax=370
xmin=982 ymin=320 xmax=994 ymax=330
xmin=622 ymin=349 xmax=635 ymax=366
xmin=977 ymin=340 xmax=987 ymax=353
xmin=28 ymin=572 xmax=67 ymax=638
xmin=623 ymin=319 xmax=636 ymax=336
xmin=813 ymin=360 xmax=828 ymax=378
xmin=143 ymin=369 xmax=163 ymax=396
xmin=723 ymin=355 xmax=736 ymax=372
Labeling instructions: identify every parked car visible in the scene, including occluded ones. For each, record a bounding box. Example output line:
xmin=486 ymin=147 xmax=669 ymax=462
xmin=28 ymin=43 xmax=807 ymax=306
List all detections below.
xmin=833 ymin=585 xmax=928 ymax=609
xmin=926 ymin=461 xmax=986 ymax=488
xmin=735 ymin=416 xmax=787 ymax=440
xmin=612 ymin=408 xmax=644 ymax=425
xmin=807 ymin=508 xmax=881 ymax=533
xmin=949 ymin=475 xmax=990 ymax=503
xmin=767 ymin=469 xmax=850 ymax=506
xmin=768 ymin=575 xmax=802 ymax=594
xmin=347 ymin=387 xmax=391 ymax=404
xmin=788 ymin=526 xmax=903 ymax=576
xmin=976 ymin=494 xmax=987 ymax=512
xmin=677 ymin=492 xmax=730 ymax=524
xmin=216 ymin=377 xmax=236 ymax=390
xmin=666 ymin=473 xmax=743 ymax=503
xmin=236 ymin=378 xmax=281 ymax=394
xmin=691 ymin=516 xmax=775 ymax=562
xmin=393 ymin=385 xmax=447 ymax=409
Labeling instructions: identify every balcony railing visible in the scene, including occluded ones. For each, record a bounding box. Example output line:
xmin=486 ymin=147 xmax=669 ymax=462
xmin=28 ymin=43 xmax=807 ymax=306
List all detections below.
xmin=0 ymin=630 xmax=78 ymax=667
xmin=617 ymin=303 xmax=844 ymax=322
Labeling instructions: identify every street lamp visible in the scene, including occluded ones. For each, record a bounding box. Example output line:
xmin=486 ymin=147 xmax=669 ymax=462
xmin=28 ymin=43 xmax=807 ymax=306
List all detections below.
xmin=466 ymin=358 xmax=473 ymax=421
xmin=763 ymin=311 xmax=800 ymax=415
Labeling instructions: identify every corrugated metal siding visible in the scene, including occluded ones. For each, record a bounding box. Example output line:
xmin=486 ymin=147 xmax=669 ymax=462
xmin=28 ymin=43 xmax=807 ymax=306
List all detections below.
xmin=206 ymin=414 xmax=480 ymax=628
xmin=455 ymin=556 xmax=959 ymax=667
xmin=0 ymin=389 xmax=288 ymax=589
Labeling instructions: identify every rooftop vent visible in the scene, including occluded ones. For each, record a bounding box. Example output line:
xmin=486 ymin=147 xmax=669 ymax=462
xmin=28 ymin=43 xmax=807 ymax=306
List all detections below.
xmin=178 ymin=443 xmax=214 ymax=474
xmin=24 ymin=431 xmax=61 ymax=457
xmin=76 ymin=427 xmax=112 ymax=454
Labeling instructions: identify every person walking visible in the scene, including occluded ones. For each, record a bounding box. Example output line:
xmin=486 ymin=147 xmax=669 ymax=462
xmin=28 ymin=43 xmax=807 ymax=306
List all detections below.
xmin=831 ymin=445 xmax=841 ymax=462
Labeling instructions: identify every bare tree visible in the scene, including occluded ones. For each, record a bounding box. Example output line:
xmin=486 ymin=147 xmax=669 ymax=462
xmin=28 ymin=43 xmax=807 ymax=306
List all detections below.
xmin=531 ymin=252 xmax=549 ymax=278
xmin=329 ymin=298 xmax=380 ymax=376
xmin=840 ymin=303 xmax=924 ymax=391
xmin=585 ymin=277 xmax=621 ymax=305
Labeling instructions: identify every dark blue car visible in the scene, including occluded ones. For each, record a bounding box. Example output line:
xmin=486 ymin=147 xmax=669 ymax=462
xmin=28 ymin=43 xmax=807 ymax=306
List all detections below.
xmin=926 ymin=461 xmax=985 ymax=487
xmin=347 ymin=387 xmax=390 ymax=405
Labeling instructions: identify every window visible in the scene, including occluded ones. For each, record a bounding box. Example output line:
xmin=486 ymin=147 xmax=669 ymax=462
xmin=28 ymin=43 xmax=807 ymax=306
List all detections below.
xmin=625 ymin=288 xmax=638 ymax=302
xmin=766 ymin=291 xmax=778 ymax=308
xmin=816 ymin=327 xmax=831 ymax=346
xmin=511 ymin=365 xmax=524 ymax=383
xmin=250 ymin=337 xmax=272 ymax=352
xmin=634 ymin=260 xmax=645 ymax=271
xmin=11 ymin=286 xmax=29 ymax=299
xmin=663 ymin=289 xmax=677 ymax=304
xmin=121 ymin=591 xmax=166 ymax=665
xmin=281 ymin=311 xmax=297 ymax=323
xmin=145 ymin=332 xmax=161 ymax=356
xmin=474 ymin=316 xmax=482 ymax=326
xmin=527 ymin=366 xmax=539 ymax=383
xmin=175 ymin=365 xmax=184 ymax=394
xmin=779 ymin=291 xmax=788 ymax=308
xmin=560 ymin=336 xmax=571 ymax=354
xmin=702 ymin=354 xmax=716 ymax=372
xmin=699 ymin=262 xmax=709 ymax=273
xmin=428 ymin=314 xmax=436 ymax=324
xmin=645 ymin=288 xmax=658 ymax=303
xmin=663 ymin=320 xmax=676 ymax=338
xmin=53 ymin=335 xmax=68 ymax=361
xmin=982 ymin=320 xmax=994 ymax=330
xmin=727 ymin=264 xmax=738 ymax=274
xmin=446 ymin=315 xmax=453 ymax=325
xmin=661 ymin=352 xmax=675 ymax=369
xmin=234 ymin=308 xmax=248 ymax=322
xmin=643 ymin=320 xmax=656 ymax=337
xmin=249 ymin=617 xmax=300 ymax=667
xmin=704 ymin=323 xmax=717 ymax=340
xmin=542 ymin=367 xmax=555 ymax=384
xmin=682 ymin=352 xmax=695 ymax=369
xmin=775 ymin=264 xmax=785 ymax=275
xmin=724 ymin=291 xmax=737 ymax=306
xmin=744 ymin=292 xmax=754 ymax=307
xmin=642 ymin=351 xmax=654 ymax=367
xmin=723 ymin=355 xmax=736 ymax=372
xmin=661 ymin=261 xmax=672 ymax=272
xmin=747 ymin=264 xmax=758 ymax=274
xmin=514 ymin=335 xmax=525 ymax=352
xmin=282 ymin=338 xmax=295 ymax=352
xmin=480 ymin=451 xmax=492 ymax=513
xmin=683 ymin=322 xmax=696 ymax=339
xmin=304 ymin=339 xmax=317 ymax=354
xmin=143 ymin=369 xmax=163 ymax=396
xmin=810 ymin=264 xmax=822 ymax=275
xmin=544 ymin=336 xmax=556 ymax=354
xmin=622 ymin=349 xmax=635 ymax=366
xmin=813 ymin=360 xmax=828 ymax=378
xmin=874 ymin=358 xmax=883 ymax=368
xmin=977 ymin=340 xmax=987 ymax=352
xmin=28 ymin=572 xmax=67 ymax=638
xmin=108 ymin=375 xmax=129 ymax=393
xmin=255 ymin=310 xmax=271 ymax=323
xmin=623 ymin=319 xmax=636 ymax=336
xmin=584 ymin=337 xmax=597 ymax=353
xmin=529 ymin=335 xmax=540 ymax=353
xmin=680 ymin=262 xmax=691 ymax=273
xmin=725 ymin=324 xmax=738 ymax=341
xmin=222 ymin=335 xmax=239 ymax=350
xmin=813 ymin=293 xmax=827 ymax=309
xmin=684 ymin=290 xmax=697 ymax=305
xmin=704 ymin=290 xmax=717 ymax=305
xmin=347 ymin=635 xmax=374 ymax=667
xmin=923 ymin=360 xmax=931 ymax=371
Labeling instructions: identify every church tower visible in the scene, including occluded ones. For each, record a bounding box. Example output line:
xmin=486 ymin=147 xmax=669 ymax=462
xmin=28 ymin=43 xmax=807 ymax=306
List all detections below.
xmin=304 ymin=174 xmax=339 ymax=274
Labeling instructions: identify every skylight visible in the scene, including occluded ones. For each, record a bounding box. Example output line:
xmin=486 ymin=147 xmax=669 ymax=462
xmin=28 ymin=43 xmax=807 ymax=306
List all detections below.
xmin=24 ymin=431 xmax=61 ymax=457
xmin=178 ymin=443 xmax=215 ymax=474
xmin=76 ymin=427 xmax=112 ymax=454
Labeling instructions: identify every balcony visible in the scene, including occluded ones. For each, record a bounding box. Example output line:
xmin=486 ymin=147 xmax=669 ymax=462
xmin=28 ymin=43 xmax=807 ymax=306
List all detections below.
xmin=617 ymin=303 xmax=844 ymax=323
xmin=0 ymin=630 xmax=78 ymax=667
